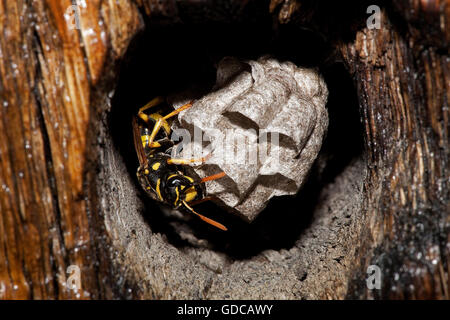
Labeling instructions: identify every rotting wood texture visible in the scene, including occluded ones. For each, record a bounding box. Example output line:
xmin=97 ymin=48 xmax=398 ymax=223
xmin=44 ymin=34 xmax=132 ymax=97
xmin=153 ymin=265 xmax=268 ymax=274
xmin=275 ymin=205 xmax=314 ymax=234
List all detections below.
xmin=0 ymin=0 xmax=448 ymax=299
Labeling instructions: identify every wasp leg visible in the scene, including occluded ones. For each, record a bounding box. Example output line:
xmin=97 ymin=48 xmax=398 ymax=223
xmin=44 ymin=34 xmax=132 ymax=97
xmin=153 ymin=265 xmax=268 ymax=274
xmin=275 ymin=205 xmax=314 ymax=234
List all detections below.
xmin=200 ymin=171 xmax=226 ymax=183
xmin=182 ymin=200 xmax=227 ymax=231
xmin=142 ymin=136 xmax=174 ymax=151
xmin=167 ymin=156 xmax=209 ymax=165
xmin=147 ymin=101 xmax=194 ymax=151
xmin=138 ymin=96 xmax=165 ymax=122
xmin=167 ymin=148 xmax=211 ymax=165
xmin=141 ymin=134 xmax=160 ymax=149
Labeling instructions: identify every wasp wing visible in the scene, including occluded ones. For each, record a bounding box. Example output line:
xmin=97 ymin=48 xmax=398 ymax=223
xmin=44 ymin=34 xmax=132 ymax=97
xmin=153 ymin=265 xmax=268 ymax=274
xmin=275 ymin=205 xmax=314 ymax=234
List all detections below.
xmin=132 ymin=116 xmax=148 ymax=166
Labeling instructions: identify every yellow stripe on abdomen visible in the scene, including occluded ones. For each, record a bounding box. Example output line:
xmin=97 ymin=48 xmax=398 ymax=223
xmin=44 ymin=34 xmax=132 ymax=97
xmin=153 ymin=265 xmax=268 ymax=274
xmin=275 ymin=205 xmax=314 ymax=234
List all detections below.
xmin=156 ymin=178 xmax=163 ymax=200
xmin=174 ymin=187 xmax=180 ymax=205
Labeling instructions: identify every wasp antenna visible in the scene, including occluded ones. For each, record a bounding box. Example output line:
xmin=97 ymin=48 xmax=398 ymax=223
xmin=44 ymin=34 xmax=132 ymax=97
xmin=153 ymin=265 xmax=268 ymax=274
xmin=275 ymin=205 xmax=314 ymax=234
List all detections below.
xmin=190 ymin=172 xmax=226 ymax=188
xmin=182 ymin=201 xmax=227 ymax=231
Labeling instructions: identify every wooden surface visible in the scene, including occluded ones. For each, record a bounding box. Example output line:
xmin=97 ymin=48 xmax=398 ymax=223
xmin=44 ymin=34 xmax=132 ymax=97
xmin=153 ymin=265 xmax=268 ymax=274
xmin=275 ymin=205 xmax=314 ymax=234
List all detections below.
xmin=340 ymin=2 xmax=449 ymax=298
xmin=0 ymin=0 xmax=142 ymax=299
xmin=0 ymin=0 xmax=448 ymax=299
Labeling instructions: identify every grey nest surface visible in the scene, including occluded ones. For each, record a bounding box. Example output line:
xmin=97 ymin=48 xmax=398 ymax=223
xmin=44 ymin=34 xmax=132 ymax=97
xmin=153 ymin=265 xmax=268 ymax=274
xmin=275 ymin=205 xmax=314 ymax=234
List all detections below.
xmin=170 ymin=56 xmax=329 ymax=221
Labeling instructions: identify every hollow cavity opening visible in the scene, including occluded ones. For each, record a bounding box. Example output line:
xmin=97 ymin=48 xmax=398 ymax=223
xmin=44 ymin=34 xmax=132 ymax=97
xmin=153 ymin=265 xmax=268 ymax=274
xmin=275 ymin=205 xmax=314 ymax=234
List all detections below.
xmin=109 ymin=15 xmax=363 ymax=259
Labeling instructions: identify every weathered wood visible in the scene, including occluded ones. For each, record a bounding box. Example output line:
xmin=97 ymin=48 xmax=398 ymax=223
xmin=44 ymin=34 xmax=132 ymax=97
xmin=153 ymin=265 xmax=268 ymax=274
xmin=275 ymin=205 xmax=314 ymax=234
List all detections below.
xmin=268 ymin=0 xmax=449 ymax=299
xmin=340 ymin=2 xmax=449 ymax=299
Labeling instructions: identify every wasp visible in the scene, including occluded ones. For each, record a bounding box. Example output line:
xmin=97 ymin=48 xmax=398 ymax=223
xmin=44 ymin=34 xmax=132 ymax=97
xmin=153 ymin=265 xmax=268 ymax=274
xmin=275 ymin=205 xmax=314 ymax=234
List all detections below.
xmin=132 ymin=96 xmax=227 ymax=231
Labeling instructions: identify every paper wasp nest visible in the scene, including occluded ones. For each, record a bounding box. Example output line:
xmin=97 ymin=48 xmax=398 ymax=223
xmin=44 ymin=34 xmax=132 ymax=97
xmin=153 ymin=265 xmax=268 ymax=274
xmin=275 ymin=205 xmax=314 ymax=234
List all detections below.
xmin=172 ymin=57 xmax=328 ymax=221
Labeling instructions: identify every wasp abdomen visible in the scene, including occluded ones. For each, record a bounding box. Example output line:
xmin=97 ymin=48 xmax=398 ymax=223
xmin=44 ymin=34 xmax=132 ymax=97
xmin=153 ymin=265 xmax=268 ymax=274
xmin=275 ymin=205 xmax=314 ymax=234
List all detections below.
xmin=137 ymin=154 xmax=203 ymax=208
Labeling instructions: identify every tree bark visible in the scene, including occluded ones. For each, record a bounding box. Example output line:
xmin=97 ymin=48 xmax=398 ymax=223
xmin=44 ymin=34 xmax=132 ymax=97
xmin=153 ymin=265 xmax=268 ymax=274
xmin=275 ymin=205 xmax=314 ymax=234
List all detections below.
xmin=0 ymin=0 xmax=142 ymax=299
xmin=340 ymin=1 xmax=449 ymax=299
xmin=0 ymin=0 xmax=448 ymax=299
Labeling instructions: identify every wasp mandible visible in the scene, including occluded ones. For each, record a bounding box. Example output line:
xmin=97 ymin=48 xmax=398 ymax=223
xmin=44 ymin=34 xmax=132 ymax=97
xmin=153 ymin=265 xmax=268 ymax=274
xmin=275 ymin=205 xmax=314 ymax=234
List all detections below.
xmin=132 ymin=97 xmax=227 ymax=231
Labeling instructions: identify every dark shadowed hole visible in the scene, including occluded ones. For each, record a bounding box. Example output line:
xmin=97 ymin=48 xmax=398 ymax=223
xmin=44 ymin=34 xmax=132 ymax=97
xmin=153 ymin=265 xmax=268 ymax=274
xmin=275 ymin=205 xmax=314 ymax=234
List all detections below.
xmin=109 ymin=13 xmax=363 ymax=259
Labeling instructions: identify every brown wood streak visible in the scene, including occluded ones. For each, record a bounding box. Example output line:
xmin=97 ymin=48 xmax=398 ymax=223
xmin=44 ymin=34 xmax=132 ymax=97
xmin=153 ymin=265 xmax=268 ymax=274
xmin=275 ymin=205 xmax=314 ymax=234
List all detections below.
xmin=0 ymin=0 xmax=141 ymax=299
xmin=269 ymin=0 xmax=301 ymax=23
xmin=341 ymin=4 xmax=449 ymax=299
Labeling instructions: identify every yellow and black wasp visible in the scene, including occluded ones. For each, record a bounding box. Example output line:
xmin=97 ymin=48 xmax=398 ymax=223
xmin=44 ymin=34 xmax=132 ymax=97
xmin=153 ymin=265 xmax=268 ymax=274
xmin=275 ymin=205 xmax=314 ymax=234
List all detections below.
xmin=132 ymin=96 xmax=227 ymax=231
